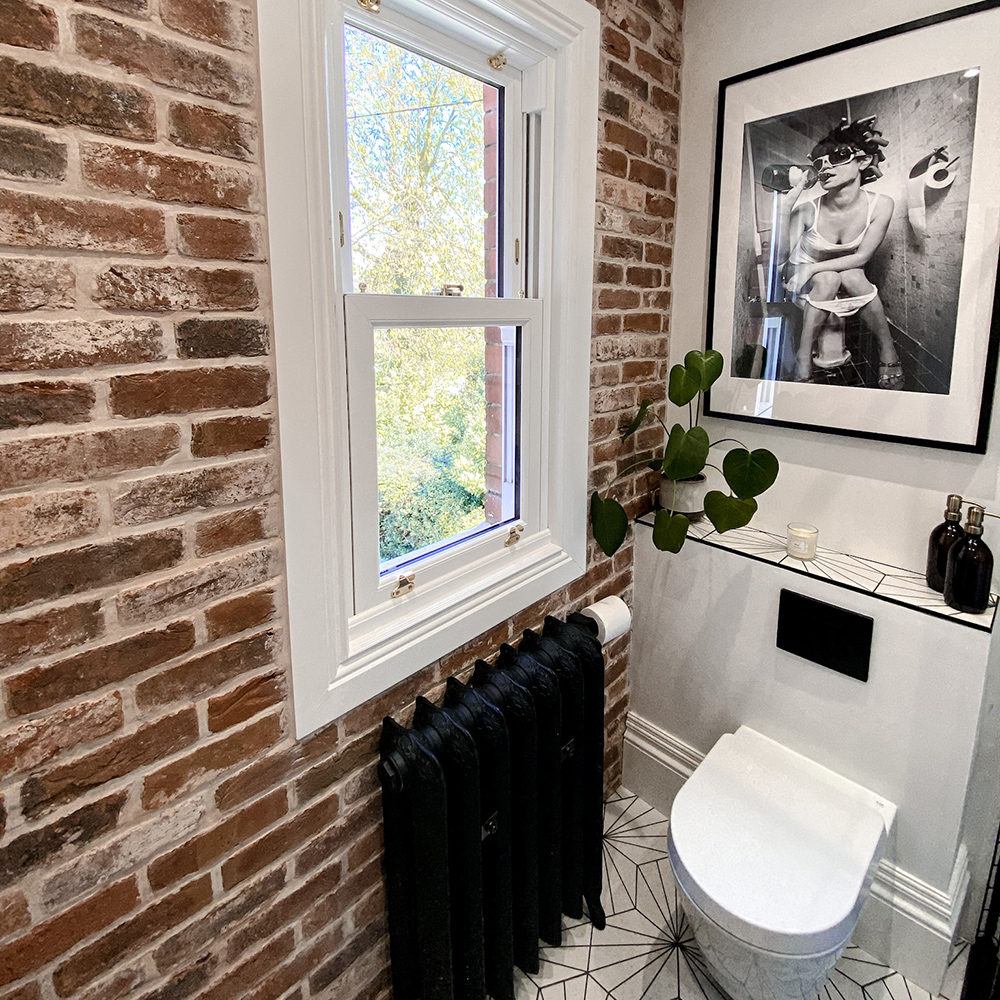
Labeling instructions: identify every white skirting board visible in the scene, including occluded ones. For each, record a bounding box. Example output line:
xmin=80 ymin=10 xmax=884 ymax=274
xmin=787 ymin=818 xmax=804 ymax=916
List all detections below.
xmin=622 ymin=711 xmax=970 ymax=996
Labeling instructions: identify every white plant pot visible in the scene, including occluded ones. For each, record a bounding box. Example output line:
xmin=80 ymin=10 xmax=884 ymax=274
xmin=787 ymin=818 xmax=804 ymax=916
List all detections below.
xmin=659 ymin=473 xmax=707 ymax=522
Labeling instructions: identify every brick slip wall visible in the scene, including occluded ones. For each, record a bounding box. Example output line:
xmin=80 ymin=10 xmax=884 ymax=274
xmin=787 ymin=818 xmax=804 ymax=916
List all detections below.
xmin=0 ymin=0 xmax=680 ymax=999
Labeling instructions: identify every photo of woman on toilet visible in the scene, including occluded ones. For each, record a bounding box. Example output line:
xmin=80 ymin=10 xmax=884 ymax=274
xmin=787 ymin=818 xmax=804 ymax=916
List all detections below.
xmin=731 ymin=70 xmax=978 ymax=394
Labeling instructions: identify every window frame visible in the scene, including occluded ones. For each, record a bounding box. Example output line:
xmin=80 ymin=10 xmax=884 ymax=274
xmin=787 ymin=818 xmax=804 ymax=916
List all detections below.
xmin=259 ymin=0 xmax=599 ymax=738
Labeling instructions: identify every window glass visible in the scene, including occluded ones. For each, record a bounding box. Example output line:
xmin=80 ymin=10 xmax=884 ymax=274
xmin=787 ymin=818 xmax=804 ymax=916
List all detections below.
xmin=343 ymin=24 xmax=502 ymax=297
xmin=375 ymin=323 xmax=519 ymax=573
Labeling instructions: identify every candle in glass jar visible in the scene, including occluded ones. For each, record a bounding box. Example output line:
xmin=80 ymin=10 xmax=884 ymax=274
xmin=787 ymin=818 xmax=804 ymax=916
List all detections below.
xmin=786 ymin=523 xmax=819 ymax=560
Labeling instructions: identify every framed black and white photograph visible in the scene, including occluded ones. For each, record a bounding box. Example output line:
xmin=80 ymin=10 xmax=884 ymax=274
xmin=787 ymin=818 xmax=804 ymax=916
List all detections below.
xmin=705 ymin=3 xmax=1000 ymax=453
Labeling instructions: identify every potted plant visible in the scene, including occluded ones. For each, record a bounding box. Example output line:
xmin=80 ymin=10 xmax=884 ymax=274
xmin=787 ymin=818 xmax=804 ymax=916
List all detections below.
xmin=590 ymin=349 xmax=779 ymax=554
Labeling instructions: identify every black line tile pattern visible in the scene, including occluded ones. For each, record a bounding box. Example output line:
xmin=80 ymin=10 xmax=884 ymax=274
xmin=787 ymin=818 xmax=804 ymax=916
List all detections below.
xmin=513 ymin=791 xmax=961 ymax=1000
xmin=679 ymin=525 xmax=997 ymax=630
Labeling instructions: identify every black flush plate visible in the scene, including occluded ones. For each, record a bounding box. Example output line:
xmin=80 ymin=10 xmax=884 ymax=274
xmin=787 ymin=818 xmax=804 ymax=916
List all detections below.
xmin=776 ymin=589 xmax=873 ymax=682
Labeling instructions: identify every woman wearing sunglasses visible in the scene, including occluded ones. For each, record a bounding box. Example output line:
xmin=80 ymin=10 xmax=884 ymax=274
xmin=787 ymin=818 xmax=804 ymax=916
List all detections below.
xmin=781 ymin=116 xmax=904 ymax=389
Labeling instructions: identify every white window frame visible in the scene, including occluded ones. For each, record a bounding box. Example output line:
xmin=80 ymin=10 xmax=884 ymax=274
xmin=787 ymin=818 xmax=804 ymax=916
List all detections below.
xmin=259 ymin=0 xmax=599 ymax=738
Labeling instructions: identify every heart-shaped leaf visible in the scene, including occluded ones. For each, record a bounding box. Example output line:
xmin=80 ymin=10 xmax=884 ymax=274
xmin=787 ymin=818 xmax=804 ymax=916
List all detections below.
xmin=652 ymin=509 xmax=690 ymax=552
xmin=662 ymin=424 xmax=709 ymax=481
xmin=591 ymin=491 xmax=628 ymax=556
xmin=621 ymin=399 xmax=652 ymax=440
xmin=685 ymin=349 xmax=724 ymax=391
xmin=668 ymin=363 xmax=701 ymax=407
xmin=722 ymin=448 xmax=779 ymax=499
xmin=704 ymin=490 xmax=758 ymax=532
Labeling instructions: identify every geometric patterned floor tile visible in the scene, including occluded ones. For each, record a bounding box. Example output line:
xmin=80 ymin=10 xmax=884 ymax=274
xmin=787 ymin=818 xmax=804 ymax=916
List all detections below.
xmin=514 ymin=791 xmax=964 ymax=1000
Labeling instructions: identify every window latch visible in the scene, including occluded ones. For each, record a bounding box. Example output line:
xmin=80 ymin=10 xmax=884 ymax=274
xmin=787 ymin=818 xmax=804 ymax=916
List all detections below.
xmin=430 ymin=283 xmax=463 ymax=296
xmin=504 ymin=522 xmax=526 ymax=547
xmin=391 ymin=573 xmax=415 ymax=597
xmin=357 ymin=0 xmax=380 ymax=11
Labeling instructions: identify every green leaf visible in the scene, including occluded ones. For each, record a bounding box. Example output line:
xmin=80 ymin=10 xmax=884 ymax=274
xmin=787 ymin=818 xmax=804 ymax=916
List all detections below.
xmin=704 ymin=490 xmax=758 ymax=532
xmin=622 ymin=399 xmax=653 ymax=440
xmin=699 ymin=350 xmax=725 ymax=391
xmin=662 ymin=424 xmax=709 ymax=481
xmin=722 ymin=448 xmax=779 ymax=499
xmin=590 ymin=491 xmax=628 ymax=556
xmin=652 ymin=509 xmax=690 ymax=552
xmin=668 ymin=362 xmax=701 ymax=407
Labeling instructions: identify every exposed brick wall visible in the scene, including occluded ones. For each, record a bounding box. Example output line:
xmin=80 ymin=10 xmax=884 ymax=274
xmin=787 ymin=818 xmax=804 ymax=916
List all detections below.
xmin=0 ymin=2 xmax=680 ymax=1000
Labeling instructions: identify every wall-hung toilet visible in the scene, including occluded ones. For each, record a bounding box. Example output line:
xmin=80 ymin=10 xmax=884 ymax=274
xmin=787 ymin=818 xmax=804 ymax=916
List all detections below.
xmin=667 ymin=727 xmax=896 ymax=1000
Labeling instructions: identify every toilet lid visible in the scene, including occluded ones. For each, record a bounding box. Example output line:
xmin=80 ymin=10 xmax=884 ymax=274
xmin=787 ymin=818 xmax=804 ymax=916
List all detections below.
xmin=668 ymin=728 xmax=889 ymax=956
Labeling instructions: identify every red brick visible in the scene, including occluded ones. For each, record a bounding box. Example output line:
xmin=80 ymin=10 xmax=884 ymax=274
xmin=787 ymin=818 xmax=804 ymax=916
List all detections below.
xmin=0 ymin=489 xmax=100 ymax=553
xmin=0 ymin=122 xmax=65 ymax=180
xmin=52 ymin=877 xmax=212 ymax=997
xmin=623 ymin=311 xmax=661 ymax=332
xmin=74 ymin=13 xmax=254 ymax=106
xmin=601 ymin=26 xmax=629 ymax=60
xmin=297 ymin=794 xmax=380 ymax=877
xmin=0 ymin=319 xmax=163 ymax=371
xmin=604 ymin=119 xmax=647 ymax=156
xmin=646 ymin=192 xmax=675 ymax=218
xmin=0 ymin=983 xmax=39 ymax=1000
xmin=625 ymin=265 xmax=661 ymax=287
xmin=208 ymin=670 xmax=284 ymax=732
xmin=0 ymin=424 xmax=180 ymax=491
xmin=295 ymin=728 xmax=379 ymax=806
xmin=628 ymin=159 xmax=666 ymax=189
xmin=119 ymin=546 xmax=276 ymax=624
xmin=153 ymin=869 xmax=283 ymax=974
xmin=0 ymin=0 xmax=58 ymax=49
xmin=195 ymin=506 xmax=267 ymax=556
xmin=135 ymin=630 xmax=276 ymax=708
xmin=241 ymin=930 xmax=341 ymax=1000
xmin=308 ymin=913 xmax=387 ymax=996
xmin=195 ymin=930 xmax=294 ymax=1000
xmin=601 ymin=235 xmax=642 ymax=259
xmin=0 ymin=190 xmax=165 ymax=253
xmin=5 ymin=621 xmax=195 ymax=716
xmin=651 ymin=85 xmax=679 ymax=117
xmin=622 ymin=359 xmax=656 ymax=380
xmin=340 ymin=661 xmax=439 ymax=738
xmin=0 ymin=381 xmax=94 ymax=430
xmin=78 ymin=0 xmax=148 ymax=13
xmin=645 ymin=242 xmax=672 ymax=266
xmin=0 ymin=793 xmax=126 ymax=888
xmin=73 ymin=967 xmax=144 ymax=1000
xmin=142 ymin=712 xmax=283 ymax=809
xmin=0 ymin=891 xmax=29 ymax=938
xmin=0 ymin=528 xmax=183 ymax=615
xmin=0 ymin=256 xmax=73 ymax=310
xmin=191 ymin=415 xmax=270 ymax=457
xmin=0 ymin=600 xmax=101 ymax=669
xmin=82 ymin=143 xmax=258 ymax=212
xmin=148 ymin=788 xmax=287 ymax=890
xmin=597 ymin=147 xmax=627 ymax=178
xmin=112 ymin=457 xmax=275 ymax=526
xmin=94 ymin=264 xmax=258 ymax=312
xmin=597 ymin=288 xmax=640 ymax=310
xmin=635 ymin=47 xmax=669 ymax=84
xmin=21 ymin=708 xmax=199 ymax=818
xmin=0 ymin=879 xmax=138 ymax=989
xmin=177 ymin=214 xmax=262 ymax=261
xmin=223 ymin=863 xmax=336 ymax=961
xmin=159 ymin=0 xmax=252 ymax=51
xmin=0 ymin=55 xmax=155 ymax=140
xmin=593 ymin=385 xmax=639 ymax=413
xmin=600 ymin=89 xmax=629 ymax=121
xmin=167 ymin=103 xmax=257 ymax=162
xmin=0 ymin=693 xmax=123 ymax=780
xmin=134 ymin=954 xmax=216 ymax=1000
xmin=110 ymin=366 xmax=269 ymax=417
xmin=607 ymin=60 xmax=648 ymax=99
xmin=205 ymin=588 xmax=277 ymax=642
xmin=175 ymin=317 xmax=268 ymax=358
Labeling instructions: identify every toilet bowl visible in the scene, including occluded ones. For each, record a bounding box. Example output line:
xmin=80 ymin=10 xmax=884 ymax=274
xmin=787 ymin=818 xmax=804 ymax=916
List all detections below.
xmin=667 ymin=727 xmax=896 ymax=1000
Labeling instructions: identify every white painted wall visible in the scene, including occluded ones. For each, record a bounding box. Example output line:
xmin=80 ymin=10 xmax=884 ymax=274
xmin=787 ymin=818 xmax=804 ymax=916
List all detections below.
xmin=628 ymin=531 xmax=992 ymax=987
xmin=671 ymin=0 xmax=1000 ymax=567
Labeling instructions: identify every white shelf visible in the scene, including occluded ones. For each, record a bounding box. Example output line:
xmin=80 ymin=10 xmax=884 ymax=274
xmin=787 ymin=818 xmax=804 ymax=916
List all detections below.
xmin=636 ymin=515 xmax=998 ymax=632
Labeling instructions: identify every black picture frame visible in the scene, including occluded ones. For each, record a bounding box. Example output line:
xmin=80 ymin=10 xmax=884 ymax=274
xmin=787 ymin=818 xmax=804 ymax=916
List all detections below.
xmin=704 ymin=1 xmax=1000 ymax=454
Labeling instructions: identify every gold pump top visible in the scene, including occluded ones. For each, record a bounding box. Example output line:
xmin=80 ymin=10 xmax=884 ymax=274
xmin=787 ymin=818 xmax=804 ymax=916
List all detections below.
xmin=966 ymin=504 xmax=985 ymax=536
xmin=945 ymin=493 xmax=963 ymax=520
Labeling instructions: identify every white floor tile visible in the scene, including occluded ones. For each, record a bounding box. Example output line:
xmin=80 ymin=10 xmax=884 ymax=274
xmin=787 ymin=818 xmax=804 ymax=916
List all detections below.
xmin=511 ymin=791 xmax=964 ymax=1000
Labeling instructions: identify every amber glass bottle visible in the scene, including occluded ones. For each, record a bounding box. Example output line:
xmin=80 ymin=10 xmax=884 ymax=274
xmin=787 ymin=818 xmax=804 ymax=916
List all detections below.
xmin=944 ymin=505 xmax=994 ymax=614
xmin=926 ymin=493 xmax=965 ymax=592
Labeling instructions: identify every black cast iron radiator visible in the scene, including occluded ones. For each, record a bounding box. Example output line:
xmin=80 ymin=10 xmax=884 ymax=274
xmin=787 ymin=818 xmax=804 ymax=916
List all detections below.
xmin=378 ymin=612 xmax=607 ymax=1000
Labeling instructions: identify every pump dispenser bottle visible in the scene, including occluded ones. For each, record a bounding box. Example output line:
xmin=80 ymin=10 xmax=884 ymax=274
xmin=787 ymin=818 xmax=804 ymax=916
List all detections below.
xmin=944 ymin=504 xmax=994 ymax=614
xmin=926 ymin=493 xmax=965 ymax=592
